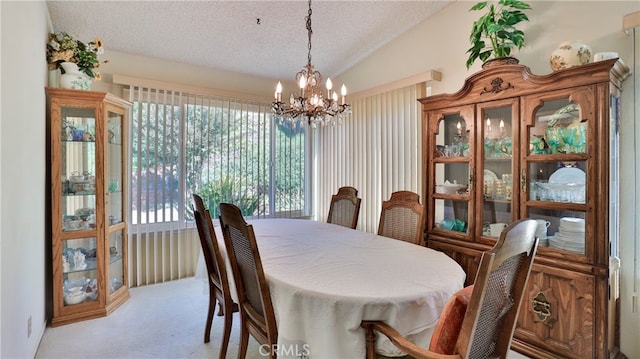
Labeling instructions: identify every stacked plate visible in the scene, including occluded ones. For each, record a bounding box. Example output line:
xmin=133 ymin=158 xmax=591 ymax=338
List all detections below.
xmin=537 ymin=236 xmax=549 ymax=247
xmin=548 ymin=217 xmax=585 ymax=253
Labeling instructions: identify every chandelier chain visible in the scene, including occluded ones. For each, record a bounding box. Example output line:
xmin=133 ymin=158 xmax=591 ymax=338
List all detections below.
xmin=306 ymin=0 xmax=313 ymax=66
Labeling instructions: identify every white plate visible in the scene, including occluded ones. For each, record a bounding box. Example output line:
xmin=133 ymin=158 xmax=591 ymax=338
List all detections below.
xmin=484 ymin=169 xmax=498 ymax=182
xmin=560 ymin=217 xmax=585 ymax=231
xmin=549 ymin=167 xmax=586 ymax=184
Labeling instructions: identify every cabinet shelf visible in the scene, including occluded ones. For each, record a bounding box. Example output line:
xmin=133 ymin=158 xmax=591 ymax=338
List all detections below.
xmin=525 ymin=153 xmax=588 ymax=162
xmin=484 ymin=157 xmax=512 ymax=162
xmin=433 ymin=193 xmax=469 ymax=201
xmin=483 ymin=198 xmax=511 ymax=204
xmin=62 ymin=139 xmax=95 ymax=143
xmin=433 ymin=156 xmax=470 ymax=163
xmin=62 ymin=192 xmax=96 ymax=197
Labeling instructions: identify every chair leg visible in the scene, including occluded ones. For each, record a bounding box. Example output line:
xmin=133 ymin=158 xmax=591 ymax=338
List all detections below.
xmin=218 ymin=307 xmax=233 ymax=359
xmin=362 ymin=322 xmax=377 ymax=359
xmin=237 ymin=324 xmax=249 ymax=359
xmin=204 ymin=293 xmax=216 ymax=343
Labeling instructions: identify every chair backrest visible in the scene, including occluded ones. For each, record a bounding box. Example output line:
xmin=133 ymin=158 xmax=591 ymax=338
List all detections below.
xmin=454 ymin=218 xmax=539 ymax=358
xmin=327 ymin=186 xmax=362 ymax=229
xmin=218 ymin=203 xmax=278 ymax=345
xmin=192 ymin=194 xmax=229 ymax=296
xmin=361 ymin=219 xmax=538 ymax=359
xmin=377 ymin=190 xmax=425 ymax=245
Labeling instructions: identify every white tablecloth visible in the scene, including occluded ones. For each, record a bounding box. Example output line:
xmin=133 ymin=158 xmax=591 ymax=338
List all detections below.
xmin=209 ymin=218 xmax=465 ymax=359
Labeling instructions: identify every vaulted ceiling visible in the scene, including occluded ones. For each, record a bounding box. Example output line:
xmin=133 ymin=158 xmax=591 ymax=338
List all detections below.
xmin=46 ymin=1 xmax=455 ymax=82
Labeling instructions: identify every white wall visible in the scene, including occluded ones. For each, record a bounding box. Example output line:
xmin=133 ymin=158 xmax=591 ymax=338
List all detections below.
xmin=0 ymin=1 xmax=50 ymax=358
xmin=336 ymin=2 xmax=640 ymax=357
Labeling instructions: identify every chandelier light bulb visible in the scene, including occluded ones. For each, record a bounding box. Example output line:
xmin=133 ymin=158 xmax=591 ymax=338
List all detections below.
xmin=275 ymin=81 xmax=282 ymax=101
xmin=332 ymin=92 xmax=338 ymax=102
xmin=299 ymin=76 xmax=307 ymax=98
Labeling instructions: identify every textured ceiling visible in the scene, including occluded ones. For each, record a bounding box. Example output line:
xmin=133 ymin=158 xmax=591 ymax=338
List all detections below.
xmin=47 ymin=1 xmax=454 ymax=82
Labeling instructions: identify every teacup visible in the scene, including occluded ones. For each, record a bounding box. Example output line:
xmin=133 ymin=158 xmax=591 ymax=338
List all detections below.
xmin=536 ymin=219 xmax=551 ymax=237
xmin=453 ymin=219 xmax=467 ymax=232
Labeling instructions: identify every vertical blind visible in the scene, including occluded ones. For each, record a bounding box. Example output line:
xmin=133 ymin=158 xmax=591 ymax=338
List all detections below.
xmin=125 ymin=85 xmax=306 ymax=286
xmin=314 ymin=84 xmax=424 ymax=234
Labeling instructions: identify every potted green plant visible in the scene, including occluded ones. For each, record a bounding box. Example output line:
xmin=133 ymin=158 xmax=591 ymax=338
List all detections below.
xmin=465 ymin=0 xmax=531 ymax=69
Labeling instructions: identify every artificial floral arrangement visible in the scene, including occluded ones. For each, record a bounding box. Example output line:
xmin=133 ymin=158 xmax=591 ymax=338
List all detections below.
xmin=47 ymin=32 xmax=108 ymax=80
xmin=466 ymin=0 xmax=531 ymax=69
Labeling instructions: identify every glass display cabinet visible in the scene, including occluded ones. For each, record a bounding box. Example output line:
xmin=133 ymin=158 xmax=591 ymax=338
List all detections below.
xmin=421 ymin=59 xmax=629 ymax=358
xmin=47 ymin=88 xmax=130 ymax=326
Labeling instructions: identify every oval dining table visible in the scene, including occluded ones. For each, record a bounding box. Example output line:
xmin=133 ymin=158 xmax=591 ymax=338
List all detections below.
xmin=212 ymin=218 xmax=466 ymax=359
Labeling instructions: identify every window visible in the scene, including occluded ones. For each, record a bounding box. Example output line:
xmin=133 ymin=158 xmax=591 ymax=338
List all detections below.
xmin=129 ymin=87 xmax=307 ymax=226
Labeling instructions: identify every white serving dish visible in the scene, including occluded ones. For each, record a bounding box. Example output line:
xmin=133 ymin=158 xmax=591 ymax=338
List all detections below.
xmin=64 ymin=291 xmax=86 ymax=305
xmin=436 ymin=183 xmax=467 ymax=194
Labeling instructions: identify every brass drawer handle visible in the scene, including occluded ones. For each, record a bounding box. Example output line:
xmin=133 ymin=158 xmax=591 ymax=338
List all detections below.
xmin=532 ymin=291 xmax=551 ymax=322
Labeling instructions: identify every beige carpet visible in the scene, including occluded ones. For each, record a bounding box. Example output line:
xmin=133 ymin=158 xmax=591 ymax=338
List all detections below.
xmin=35 ymin=278 xmax=263 ymax=359
xmin=35 ymin=277 xmax=531 ymax=359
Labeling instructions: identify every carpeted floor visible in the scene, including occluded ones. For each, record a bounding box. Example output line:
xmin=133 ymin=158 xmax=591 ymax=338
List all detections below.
xmin=35 ymin=277 xmax=530 ymax=359
xmin=35 ymin=277 xmax=263 ymax=359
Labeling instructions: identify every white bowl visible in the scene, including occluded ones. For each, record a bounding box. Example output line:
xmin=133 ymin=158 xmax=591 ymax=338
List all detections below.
xmin=64 ymin=291 xmax=86 ymax=305
xmin=68 ymin=286 xmax=83 ymax=295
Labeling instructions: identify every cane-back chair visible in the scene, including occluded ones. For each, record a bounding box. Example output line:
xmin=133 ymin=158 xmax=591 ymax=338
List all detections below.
xmin=218 ymin=203 xmax=278 ymax=359
xmin=377 ymin=191 xmax=425 ymax=245
xmin=362 ymin=219 xmax=539 ymax=359
xmin=192 ymin=194 xmax=238 ymax=358
xmin=327 ymin=186 xmax=362 ymax=229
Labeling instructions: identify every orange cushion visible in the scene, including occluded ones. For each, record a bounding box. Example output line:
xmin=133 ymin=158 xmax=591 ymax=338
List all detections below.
xmin=428 ymin=285 xmax=474 ymax=355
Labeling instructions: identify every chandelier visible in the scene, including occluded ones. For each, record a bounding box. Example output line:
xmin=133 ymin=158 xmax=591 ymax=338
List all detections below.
xmin=272 ymin=0 xmax=351 ymax=128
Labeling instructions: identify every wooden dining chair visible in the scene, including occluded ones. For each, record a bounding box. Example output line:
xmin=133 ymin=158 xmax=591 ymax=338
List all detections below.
xmin=327 ymin=186 xmax=362 ymax=229
xmin=192 ymin=194 xmax=238 ymax=359
xmin=218 ymin=203 xmax=278 ymax=359
xmin=377 ymin=190 xmax=425 ymax=245
xmin=362 ymin=219 xmax=539 ymax=359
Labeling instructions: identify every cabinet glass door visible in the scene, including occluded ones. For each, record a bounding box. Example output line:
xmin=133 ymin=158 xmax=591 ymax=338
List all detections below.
xmin=478 ymin=100 xmax=517 ymax=239
xmin=430 ymin=107 xmax=472 ymax=236
xmin=59 ymin=106 xmax=98 ymax=307
xmin=523 ymin=89 xmax=592 ymax=256
xmin=106 ymin=110 xmax=125 ymax=295
xmin=107 ymin=111 xmax=123 ymax=226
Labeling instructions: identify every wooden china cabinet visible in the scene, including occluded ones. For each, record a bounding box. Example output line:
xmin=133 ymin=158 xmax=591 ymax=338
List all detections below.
xmin=46 ymin=88 xmax=130 ymax=326
xmin=420 ymin=59 xmax=629 ymax=358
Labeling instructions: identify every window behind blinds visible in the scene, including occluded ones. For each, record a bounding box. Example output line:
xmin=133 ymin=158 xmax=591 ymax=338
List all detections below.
xmin=126 ymin=86 xmax=307 ymax=285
